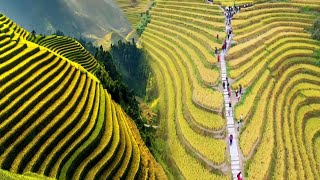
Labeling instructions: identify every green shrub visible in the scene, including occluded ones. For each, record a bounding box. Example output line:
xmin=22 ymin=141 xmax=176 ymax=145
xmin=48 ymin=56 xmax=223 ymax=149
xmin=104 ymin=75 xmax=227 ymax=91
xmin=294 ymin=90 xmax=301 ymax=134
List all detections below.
xmin=306 ymin=17 xmax=320 ymax=39
xmin=314 ymin=49 xmax=320 ymax=66
xmin=136 ymin=13 xmax=151 ymax=36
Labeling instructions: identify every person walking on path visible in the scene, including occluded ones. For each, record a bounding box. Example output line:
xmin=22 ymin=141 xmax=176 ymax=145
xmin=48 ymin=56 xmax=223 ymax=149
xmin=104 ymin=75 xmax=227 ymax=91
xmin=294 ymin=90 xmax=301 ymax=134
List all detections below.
xmin=229 ymin=134 xmax=233 ymax=146
xmin=215 ymin=47 xmax=218 ymax=54
xmin=228 ymin=101 xmax=232 ymax=115
xmin=217 ymin=34 xmax=219 ymax=40
xmin=228 ymin=87 xmax=232 ymax=97
xmin=223 ymin=81 xmax=225 ymax=89
xmin=217 ymin=54 xmax=220 ymax=62
xmin=235 ymin=89 xmax=238 ymax=97
xmin=239 ymin=84 xmax=242 ymax=95
xmin=237 ymin=172 xmax=243 ymax=180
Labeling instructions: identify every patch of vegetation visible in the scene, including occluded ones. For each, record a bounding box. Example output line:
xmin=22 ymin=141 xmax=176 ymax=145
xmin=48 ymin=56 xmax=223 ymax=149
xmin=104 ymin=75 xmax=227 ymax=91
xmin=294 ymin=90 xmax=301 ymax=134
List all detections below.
xmin=77 ymin=37 xmax=152 ymax=142
xmin=301 ymin=6 xmax=313 ymax=13
xmin=311 ymin=18 xmax=320 ymax=40
xmin=136 ymin=11 xmax=151 ymax=36
xmin=110 ymin=39 xmax=151 ymax=97
xmin=300 ymin=5 xmax=320 ymax=14
xmin=314 ymin=49 xmax=320 ymax=67
xmin=52 ymin=30 xmax=64 ymax=36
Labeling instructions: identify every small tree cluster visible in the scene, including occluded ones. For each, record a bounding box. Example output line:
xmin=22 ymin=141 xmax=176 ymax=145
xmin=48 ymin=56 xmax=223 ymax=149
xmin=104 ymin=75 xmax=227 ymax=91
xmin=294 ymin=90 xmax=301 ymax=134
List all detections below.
xmin=311 ymin=18 xmax=320 ymax=40
xmin=136 ymin=11 xmax=151 ymax=36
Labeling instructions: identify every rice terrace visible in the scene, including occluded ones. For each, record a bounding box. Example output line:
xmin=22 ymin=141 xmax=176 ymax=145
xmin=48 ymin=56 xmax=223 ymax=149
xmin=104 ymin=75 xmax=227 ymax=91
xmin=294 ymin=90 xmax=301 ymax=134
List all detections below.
xmin=0 ymin=0 xmax=319 ymax=179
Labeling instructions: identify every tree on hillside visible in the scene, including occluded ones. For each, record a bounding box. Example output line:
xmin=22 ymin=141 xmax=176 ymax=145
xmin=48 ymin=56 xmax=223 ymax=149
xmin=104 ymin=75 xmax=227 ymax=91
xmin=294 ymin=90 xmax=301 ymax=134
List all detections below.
xmin=53 ymin=30 xmax=64 ymax=36
xmin=31 ymin=30 xmax=36 ymax=38
xmin=312 ymin=18 xmax=320 ymax=40
xmin=110 ymin=39 xmax=150 ymax=97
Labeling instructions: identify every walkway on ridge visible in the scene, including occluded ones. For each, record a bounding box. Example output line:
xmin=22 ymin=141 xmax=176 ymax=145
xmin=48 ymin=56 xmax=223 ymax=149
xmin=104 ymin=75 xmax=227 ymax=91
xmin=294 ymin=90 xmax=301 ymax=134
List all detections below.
xmin=218 ymin=6 xmax=243 ymax=180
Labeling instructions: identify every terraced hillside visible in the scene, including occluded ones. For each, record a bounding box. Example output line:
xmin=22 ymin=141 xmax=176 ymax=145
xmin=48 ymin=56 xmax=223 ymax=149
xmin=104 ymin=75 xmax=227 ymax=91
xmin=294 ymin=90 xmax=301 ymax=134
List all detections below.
xmin=141 ymin=0 xmax=233 ymax=179
xmin=32 ymin=36 xmax=100 ymax=74
xmin=116 ymin=0 xmax=151 ymax=27
xmin=0 ymin=14 xmax=101 ymax=75
xmin=227 ymin=1 xmax=320 ymax=179
xmin=0 ymin=168 xmax=55 ymax=180
xmin=0 ymin=14 xmax=166 ymax=179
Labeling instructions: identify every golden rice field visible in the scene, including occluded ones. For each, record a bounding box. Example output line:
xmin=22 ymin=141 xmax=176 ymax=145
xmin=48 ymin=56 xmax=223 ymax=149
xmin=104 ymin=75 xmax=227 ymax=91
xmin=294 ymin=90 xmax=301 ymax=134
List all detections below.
xmin=141 ymin=0 xmax=231 ymax=179
xmin=228 ymin=1 xmax=320 ymax=179
xmin=116 ymin=0 xmax=152 ymax=27
xmin=32 ymin=36 xmax=100 ymax=74
xmin=1 ymin=0 xmax=320 ymax=178
xmin=136 ymin=0 xmax=320 ymax=179
xmin=0 ymin=13 xmax=166 ymax=179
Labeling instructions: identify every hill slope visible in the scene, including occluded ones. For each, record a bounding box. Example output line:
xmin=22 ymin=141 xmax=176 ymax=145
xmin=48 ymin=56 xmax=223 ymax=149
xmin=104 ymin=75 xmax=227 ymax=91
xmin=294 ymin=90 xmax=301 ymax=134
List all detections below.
xmin=227 ymin=1 xmax=320 ymax=179
xmin=0 ymin=14 xmax=166 ymax=179
xmin=0 ymin=0 xmax=132 ymax=49
xmin=116 ymin=0 xmax=151 ymax=27
xmin=141 ymin=0 xmax=229 ymax=179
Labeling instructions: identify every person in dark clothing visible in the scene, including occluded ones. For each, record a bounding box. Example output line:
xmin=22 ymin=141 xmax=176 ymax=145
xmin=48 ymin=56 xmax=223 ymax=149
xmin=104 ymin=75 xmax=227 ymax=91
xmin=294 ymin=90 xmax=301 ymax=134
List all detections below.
xmin=227 ymin=82 xmax=230 ymax=88
xmin=217 ymin=34 xmax=219 ymax=39
xmin=223 ymin=81 xmax=225 ymax=89
xmin=215 ymin=47 xmax=218 ymax=54
xmin=239 ymin=84 xmax=242 ymax=94
xmin=229 ymin=101 xmax=232 ymax=107
xmin=229 ymin=134 xmax=233 ymax=146
xmin=235 ymin=89 xmax=238 ymax=97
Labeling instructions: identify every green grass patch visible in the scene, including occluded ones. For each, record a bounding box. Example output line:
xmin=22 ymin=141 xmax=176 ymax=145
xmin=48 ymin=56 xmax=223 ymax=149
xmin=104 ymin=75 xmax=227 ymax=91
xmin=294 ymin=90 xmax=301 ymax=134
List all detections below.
xmin=314 ymin=49 xmax=320 ymax=66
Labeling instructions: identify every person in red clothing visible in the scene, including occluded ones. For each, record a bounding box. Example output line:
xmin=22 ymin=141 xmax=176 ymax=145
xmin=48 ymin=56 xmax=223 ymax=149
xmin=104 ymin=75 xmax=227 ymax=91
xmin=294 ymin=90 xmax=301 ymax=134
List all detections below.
xmin=237 ymin=172 xmax=242 ymax=180
xmin=217 ymin=54 xmax=220 ymax=62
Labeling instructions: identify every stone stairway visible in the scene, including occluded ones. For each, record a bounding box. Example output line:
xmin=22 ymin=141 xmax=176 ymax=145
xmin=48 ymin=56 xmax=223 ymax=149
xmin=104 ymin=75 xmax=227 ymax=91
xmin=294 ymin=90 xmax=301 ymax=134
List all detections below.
xmin=219 ymin=12 xmax=243 ymax=180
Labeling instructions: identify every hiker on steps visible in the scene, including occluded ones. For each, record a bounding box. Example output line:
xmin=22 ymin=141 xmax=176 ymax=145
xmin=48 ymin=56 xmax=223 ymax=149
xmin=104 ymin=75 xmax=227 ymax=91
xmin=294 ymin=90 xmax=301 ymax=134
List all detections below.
xmin=215 ymin=47 xmax=218 ymax=54
xmin=228 ymin=101 xmax=232 ymax=115
xmin=237 ymin=172 xmax=243 ymax=180
xmin=229 ymin=134 xmax=233 ymax=146
xmin=223 ymin=81 xmax=226 ymax=89
xmin=222 ymin=43 xmax=226 ymax=53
